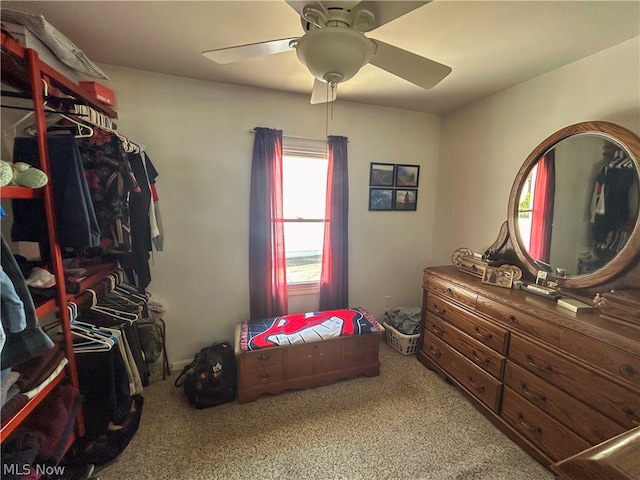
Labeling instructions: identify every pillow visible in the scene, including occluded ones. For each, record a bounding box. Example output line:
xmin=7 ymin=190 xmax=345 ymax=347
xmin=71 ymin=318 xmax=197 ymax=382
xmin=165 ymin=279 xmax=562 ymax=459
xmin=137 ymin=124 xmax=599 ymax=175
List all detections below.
xmin=1 ymin=8 xmax=109 ymax=79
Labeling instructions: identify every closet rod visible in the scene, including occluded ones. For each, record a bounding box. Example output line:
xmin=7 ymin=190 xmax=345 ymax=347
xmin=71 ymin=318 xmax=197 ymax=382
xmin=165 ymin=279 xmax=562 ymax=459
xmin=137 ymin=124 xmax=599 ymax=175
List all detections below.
xmin=1 ymin=89 xmax=89 ymax=108
xmin=0 ymin=104 xmax=88 ymax=116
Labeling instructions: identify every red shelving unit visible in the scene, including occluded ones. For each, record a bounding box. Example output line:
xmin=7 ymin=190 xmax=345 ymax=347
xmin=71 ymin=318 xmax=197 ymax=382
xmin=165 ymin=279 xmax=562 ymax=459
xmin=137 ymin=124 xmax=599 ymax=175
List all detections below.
xmin=1 ymin=31 xmax=118 ymax=449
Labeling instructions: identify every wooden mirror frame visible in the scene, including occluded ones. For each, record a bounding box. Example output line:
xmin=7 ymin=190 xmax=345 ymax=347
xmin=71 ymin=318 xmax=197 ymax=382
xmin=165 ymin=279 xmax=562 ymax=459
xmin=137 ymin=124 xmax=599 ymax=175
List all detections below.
xmin=506 ymin=121 xmax=640 ymax=289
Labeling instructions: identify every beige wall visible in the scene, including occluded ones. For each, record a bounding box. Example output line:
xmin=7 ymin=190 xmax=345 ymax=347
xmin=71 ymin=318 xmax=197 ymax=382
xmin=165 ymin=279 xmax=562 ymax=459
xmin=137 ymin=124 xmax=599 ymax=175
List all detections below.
xmin=433 ymin=38 xmax=640 ymax=265
xmin=4 ymin=37 xmax=637 ymax=367
xmin=101 ymin=66 xmax=441 ymax=364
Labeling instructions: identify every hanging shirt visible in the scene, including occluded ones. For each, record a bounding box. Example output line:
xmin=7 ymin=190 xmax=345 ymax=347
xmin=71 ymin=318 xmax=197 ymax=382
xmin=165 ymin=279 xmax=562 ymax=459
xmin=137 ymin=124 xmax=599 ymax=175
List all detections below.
xmin=11 ymin=134 xmax=101 ymax=248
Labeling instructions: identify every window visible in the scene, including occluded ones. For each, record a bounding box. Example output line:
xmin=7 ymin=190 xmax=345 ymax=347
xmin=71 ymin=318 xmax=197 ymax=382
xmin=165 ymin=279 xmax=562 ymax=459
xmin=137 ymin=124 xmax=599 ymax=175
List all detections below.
xmin=518 ymin=163 xmax=537 ymax=251
xmin=282 ymin=138 xmax=328 ymax=287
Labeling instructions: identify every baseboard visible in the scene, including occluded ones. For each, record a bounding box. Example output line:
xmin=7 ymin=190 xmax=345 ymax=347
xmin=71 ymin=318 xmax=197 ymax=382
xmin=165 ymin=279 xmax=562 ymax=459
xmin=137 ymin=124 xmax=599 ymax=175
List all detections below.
xmin=169 ymin=359 xmax=193 ymax=372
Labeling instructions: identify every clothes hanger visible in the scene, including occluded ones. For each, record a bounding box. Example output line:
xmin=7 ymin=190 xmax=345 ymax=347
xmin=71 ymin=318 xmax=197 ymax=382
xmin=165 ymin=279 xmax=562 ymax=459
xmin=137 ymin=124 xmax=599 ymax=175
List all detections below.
xmin=70 ymin=302 xmax=119 ymax=342
xmin=113 ymin=284 xmax=148 ymax=303
xmin=86 ymin=289 xmax=139 ymax=324
xmin=22 ymin=109 xmax=95 ymax=139
xmin=97 ymin=274 xmax=146 ymax=307
xmin=4 ymin=79 xmax=50 ymax=133
xmin=68 ymin=303 xmax=115 ymax=352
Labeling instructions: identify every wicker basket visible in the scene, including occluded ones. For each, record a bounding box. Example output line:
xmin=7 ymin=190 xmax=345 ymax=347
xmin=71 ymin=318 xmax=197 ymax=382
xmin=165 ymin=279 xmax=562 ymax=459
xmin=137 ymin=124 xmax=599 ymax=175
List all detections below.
xmin=383 ymin=321 xmax=420 ymax=355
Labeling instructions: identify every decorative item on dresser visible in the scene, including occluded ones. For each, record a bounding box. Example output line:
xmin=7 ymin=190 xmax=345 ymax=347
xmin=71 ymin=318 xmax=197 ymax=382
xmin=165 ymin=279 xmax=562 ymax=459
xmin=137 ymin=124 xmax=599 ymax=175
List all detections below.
xmin=419 ymin=121 xmax=640 ymax=473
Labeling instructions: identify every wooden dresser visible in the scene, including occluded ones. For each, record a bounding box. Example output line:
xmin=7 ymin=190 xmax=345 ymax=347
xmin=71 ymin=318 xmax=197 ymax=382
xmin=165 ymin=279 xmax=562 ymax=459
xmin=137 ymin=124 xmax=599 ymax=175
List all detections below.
xmin=234 ymin=326 xmax=381 ymax=403
xmin=552 ymin=426 xmax=640 ymax=480
xmin=418 ymin=265 xmax=640 ymax=468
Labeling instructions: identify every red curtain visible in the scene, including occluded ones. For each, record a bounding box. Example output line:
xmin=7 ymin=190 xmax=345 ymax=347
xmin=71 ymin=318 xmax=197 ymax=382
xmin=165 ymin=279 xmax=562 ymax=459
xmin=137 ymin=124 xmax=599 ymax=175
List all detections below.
xmin=249 ymin=128 xmax=288 ymax=320
xmin=319 ymin=136 xmax=349 ymax=310
xmin=529 ymin=150 xmax=556 ymax=263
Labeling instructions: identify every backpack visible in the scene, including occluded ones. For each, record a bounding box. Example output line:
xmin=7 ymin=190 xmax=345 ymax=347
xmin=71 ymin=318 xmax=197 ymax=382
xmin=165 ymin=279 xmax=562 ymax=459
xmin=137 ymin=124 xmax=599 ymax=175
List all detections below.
xmin=174 ymin=341 xmax=237 ymax=409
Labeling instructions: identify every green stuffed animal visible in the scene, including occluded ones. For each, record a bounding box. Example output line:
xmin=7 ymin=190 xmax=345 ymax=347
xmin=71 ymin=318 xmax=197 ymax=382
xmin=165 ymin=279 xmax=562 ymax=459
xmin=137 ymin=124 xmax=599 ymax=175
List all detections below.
xmin=0 ymin=160 xmax=48 ymax=188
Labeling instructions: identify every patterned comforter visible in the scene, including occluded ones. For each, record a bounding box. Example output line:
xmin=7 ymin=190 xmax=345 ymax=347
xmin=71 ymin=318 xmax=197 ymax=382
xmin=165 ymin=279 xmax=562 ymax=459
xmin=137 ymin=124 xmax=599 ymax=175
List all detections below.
xmin=240 ymin=308 xmax=384 ymax=352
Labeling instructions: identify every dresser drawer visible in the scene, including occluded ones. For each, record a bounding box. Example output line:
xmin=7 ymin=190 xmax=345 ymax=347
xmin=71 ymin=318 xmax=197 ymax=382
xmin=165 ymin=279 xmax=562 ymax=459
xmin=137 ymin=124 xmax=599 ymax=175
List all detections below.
xmin=423 ymin=334 xmax=502 ymax=412
xmin=502 ymin=387 xmax=591 ymax=462
xmin=425 ymin=312 xmax=505 ymax=379
xmin=509 ymin=334 xmax=640 ymax=429
xmin=504 ymin=362 xmax=626 ymax=445
xmin=239 ymin=363 xmax=284 ymax=388
xmin=239 ymin=347 xmax=285 ymax=388
xmin=427 ymin=293 xmax=509 ymax=355
xmin=478 ymin=296 xmax=640 ymax=387
xmin=427 ymin=275 xmax=477 ymax=310
xmin=241 ymin=348 xmax=283 ymax=369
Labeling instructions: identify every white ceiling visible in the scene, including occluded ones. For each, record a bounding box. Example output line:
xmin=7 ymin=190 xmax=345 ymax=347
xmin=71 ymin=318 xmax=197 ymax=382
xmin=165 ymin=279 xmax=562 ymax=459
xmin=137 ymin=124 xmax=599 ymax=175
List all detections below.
xmin=2 ymin=1 xmax=639 ymax=114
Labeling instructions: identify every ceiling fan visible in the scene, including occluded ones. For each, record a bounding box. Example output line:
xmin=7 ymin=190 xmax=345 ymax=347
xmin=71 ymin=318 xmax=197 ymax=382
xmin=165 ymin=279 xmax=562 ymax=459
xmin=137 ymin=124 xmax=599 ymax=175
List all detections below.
xmin=202 ymin=1 xmax=452 ymax=104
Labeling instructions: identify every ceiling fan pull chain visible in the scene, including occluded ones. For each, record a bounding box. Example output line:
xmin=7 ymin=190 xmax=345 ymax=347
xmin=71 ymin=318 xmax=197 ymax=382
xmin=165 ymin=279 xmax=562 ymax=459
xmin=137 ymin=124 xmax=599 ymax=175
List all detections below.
xmin=325 ymin=87 xmax=329 ymax=141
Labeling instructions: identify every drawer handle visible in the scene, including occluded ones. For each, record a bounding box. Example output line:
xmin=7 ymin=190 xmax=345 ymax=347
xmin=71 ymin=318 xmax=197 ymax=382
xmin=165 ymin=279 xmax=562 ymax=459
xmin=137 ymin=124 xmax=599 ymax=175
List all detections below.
xmin=433 ymin=306 xmax=446 ymax=315
xmin=517 ymin=414 xmax=542 ymax=434
xmin=520 ymin=382 xmax=547 ymax=402
xmin=471 ymin=349 xmax=490 ymax=366
xmin=466 ymin=375 xmax=485 ymax=393
xmin=506 ymin=314 xmax=517 ymax=324
xmin=623 ymin=406 xmax=639 ymax=424
xmin=259 ymin=372 xmax=270 ymax=381
xmin=258 ymin=354 xmax=270 ymax=361
xmin=525 ymin=354 xmax=553 ymax=373
xmin=619 ymin=364 xmax=636 ymax=376
xmin=474 ymin=326 xmax=493 ymax=340
xmin=432 ymin=324 xmax=445 ymax=336
xmin=429 ymin=346 xmax=442 ymax=359
xmin=446 ymin=287 xmax=453 ymax=295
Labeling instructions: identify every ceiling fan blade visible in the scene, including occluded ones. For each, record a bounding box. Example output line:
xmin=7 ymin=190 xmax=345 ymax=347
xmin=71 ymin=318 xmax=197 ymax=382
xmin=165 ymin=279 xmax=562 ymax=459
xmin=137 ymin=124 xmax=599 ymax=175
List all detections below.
xmin=369 ymin=39 xmax=451 ymax=89
xmin=352 ymin=1 xmax=431 ymax=31
xmin=310 ymin=78 xmax=337 ymax=104
xmin=202 ymin=38 xmax=298 ymax=64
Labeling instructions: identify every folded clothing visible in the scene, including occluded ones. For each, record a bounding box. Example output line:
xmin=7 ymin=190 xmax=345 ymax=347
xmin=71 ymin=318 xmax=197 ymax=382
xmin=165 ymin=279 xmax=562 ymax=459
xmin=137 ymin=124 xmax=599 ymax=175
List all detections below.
xmin=13 ymin=345 xmax=65 ymax=392
xmin=384 ymin=306 xmax=422 ymax=335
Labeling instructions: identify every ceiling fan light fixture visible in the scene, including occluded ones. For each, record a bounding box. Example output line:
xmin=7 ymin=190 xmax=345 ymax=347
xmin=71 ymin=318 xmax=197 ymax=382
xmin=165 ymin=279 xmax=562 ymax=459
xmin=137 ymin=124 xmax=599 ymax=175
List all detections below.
xmin=323 ymin=72 xmax=343 ymax=84
xmin=295 ymin=27 xmax=374 ymax=84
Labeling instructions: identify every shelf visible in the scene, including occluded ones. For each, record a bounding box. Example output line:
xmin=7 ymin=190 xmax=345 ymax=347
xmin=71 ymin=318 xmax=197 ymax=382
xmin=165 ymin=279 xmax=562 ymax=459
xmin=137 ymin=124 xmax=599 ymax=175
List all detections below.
xmin=0 ymin=185 xmax=44 ymax=199
xmin=33 ymin=263 xmax=118 ymax=316
xmin=1 ymin=31 xmax=117 ymax=119
xmin=35 ymin=298 xmax=57 ymax=317
xmin=67 ymin=262 xmax=118 ymax=301
xmin=0 ymin=366 xmax=66 ymax=440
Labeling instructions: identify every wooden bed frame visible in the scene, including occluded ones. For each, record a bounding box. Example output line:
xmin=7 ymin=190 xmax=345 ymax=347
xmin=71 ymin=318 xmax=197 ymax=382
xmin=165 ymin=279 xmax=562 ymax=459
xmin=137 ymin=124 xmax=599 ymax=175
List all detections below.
xmin=234 ymin=324 xmax=381 ymax=403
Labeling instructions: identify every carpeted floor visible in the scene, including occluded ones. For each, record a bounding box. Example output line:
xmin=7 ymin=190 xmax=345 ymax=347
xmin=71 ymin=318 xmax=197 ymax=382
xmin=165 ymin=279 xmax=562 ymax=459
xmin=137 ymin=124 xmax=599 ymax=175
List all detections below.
xmin=96 ymin=342 xmax=554 ymax=480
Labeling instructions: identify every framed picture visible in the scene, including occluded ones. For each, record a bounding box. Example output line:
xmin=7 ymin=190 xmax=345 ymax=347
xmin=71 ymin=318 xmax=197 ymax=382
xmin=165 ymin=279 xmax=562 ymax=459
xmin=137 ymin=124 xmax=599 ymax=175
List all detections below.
xmin=369 ymin=188 xmax=394 ymax=211
xmin=394 ymin=189 xmax=418 ymax=211
xmin=395 ymin=164 xmax=420 ymax=187
xmin=481 ymin=266 xmax=514 ymax=289
xmin=369 ymin=163 xmax=396 ymax=187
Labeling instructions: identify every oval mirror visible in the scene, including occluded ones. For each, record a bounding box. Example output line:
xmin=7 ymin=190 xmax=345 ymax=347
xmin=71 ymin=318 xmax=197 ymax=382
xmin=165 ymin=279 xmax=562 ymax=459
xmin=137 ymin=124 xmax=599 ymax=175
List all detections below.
xmin=507 ymin=121 xmax=640 ymax=289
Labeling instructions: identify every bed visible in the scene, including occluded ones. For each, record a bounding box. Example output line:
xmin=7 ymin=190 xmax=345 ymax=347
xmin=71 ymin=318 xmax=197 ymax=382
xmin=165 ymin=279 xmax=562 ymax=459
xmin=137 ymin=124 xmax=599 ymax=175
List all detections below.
xmin=235 ymin=308 xmax=384 ymax=403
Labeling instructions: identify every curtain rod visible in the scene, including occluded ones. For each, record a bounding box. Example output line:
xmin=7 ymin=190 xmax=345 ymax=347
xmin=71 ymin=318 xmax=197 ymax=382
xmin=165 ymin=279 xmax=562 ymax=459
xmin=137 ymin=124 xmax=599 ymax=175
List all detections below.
xmin=249 ymin=129 xmax=347 ymax=143
xmin=249 ymin=129 xmax=324 ymax=142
